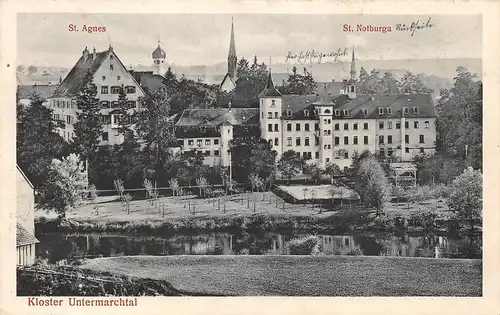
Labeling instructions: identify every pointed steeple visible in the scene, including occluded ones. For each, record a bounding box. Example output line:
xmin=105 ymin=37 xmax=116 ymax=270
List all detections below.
xmin=259 ymin=69 xmax=282 ymax=97
xmin=350 ymin=46 xmax=356 ymax=81
xmin=227 ymin=17 xmax=237 ymax=81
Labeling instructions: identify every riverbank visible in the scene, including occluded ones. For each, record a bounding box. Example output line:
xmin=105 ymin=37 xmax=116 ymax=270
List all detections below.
xmin=36 ymin=193 xmax=465 ymax=235
xmin=81 ymin=255 xmax=482 ymax=296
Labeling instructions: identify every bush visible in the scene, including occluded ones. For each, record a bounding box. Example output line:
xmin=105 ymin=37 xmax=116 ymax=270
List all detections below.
xmin=408 ymin=206 xmax=438 ymax=231
xmin=286 ymin=235 xmax=321 ymax=255
xmin=340 ymin=245 xmax=363 ymax=256
xmin=373 ymin=215 xmax=396 ymax=231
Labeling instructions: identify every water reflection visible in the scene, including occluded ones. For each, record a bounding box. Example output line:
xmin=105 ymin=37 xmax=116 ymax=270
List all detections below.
xmin=36 ymin=231 xmax=482 ymax=263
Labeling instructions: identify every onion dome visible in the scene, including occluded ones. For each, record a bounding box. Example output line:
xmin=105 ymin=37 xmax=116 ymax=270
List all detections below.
xmin=152 ymin=45 xmax=166 ymax=59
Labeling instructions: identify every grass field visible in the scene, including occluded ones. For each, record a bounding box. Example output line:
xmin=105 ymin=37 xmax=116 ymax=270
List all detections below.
xmin=81 ymin=255 xmax=482 ymax=296
xmin=36 ymin=191 xmax=451 ymax=223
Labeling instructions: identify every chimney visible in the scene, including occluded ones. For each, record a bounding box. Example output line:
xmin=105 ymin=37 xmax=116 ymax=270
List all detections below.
xmin=92 ymin=47 xmax=96 ymax=60
xmin=82 ymin=46 xmax=89 ymax=60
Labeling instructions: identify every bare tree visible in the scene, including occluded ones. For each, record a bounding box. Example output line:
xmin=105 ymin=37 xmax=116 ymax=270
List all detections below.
xmin=123 ymin=194 xmax=132 ymax=215
xmin=88 ymin=184 xmax=99 ymax=215
xmin=113 ymin=179 xmax=125 ymax=202
xmin=196 ymin=176 xmax=208 ymax=198
xmin=169 ymin=178 xmax=179 ymax=197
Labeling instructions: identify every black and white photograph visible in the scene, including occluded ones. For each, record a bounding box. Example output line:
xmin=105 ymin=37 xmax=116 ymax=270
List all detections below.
xmin=11 ymin=10 xmax=488 ymax=301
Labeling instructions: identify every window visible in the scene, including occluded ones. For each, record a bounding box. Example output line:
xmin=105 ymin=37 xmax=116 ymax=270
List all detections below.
xmin=274 ymin=112 xmax=279 ymax=118
xmin=315 ymin=123 xmax=319 ymax=131
xmin=304 ymin=110 xmax=310 ymax=116
xmin=197 ymin=139 xmax=202 ymax=146
xmin=66 ymin=115 xmax=72 ymax=124
xmin=353 ymin=123 xmax=358 ymax=130
xmin=101 ymin=86 xmax=109 ymax=94
xmin=101 ymin=101 xmax=110 ymax=109
xmin=110 ymin=64 xmax=114 ymax=70
xmin=268 ymin=112 xmax=273 ymax=119
xmin=388 ymin=121 xmax=393 ymax=129
xmin=403 ymin=107 xmax=409 ymax=115
xmin=420 ymin=147 xmax=425 ymax=153
xmin=344 ymin=151 xmax=349 ymax=159
xmin=262 ymin=112 xmax=264 ymax=119
xmin=387 ymin=107 xmax=392 ymax=114
xmin=188 ymin=140 xmax=194 ymax=145
xmin=268 ymin=124 xmax=273 ymax=132
xmin=214 ymin=150 xmax=220 ymax=156
xmin=378 ymin=107 xmax=384 ymax=115
xmin=335 ymin=110 xmax=340 ymax=116
xmin=328 ymin=145 xmax=331 ymax=149
xmin=388 ymin=147 xmax=393 ymax=156
xmin=328 ymin=119 xmax=331 ymax=124
xmin=324 ymin=109 xmax=331 ymax=114
xmin=314 ymin=109 xmax=319 ymax=116
xmin=364 ymin=136 xmax=369 ymax=145
xmin=287 ymin=137 xmax=292 ymax=146
xmin=379 ymin=122 xmax=384 ymax=129
xmin=117 ymin=76 xmax=121 ymax=81
xmin=271 ymin=100 xmax=276 ymax=106
xmin=379 ymin=135 xmax=384 ymax=144
xmin=205 ymin=139 xmax=211 ymax=145
xmin=111 ymin=86 xmax=120 ymax=94
xmin=315 ymin=137 xmax=319 ymax=145
xmin=344 ymin=136 xmax=349 ymax=145
xmin=214 ymin=139 xmax=219 ymax=145
xmin=362 ymin=109 xmax=368 ymax=115
xmin=380 ymin=148 xmax=385 ymax=158
xmin=328 ymin=130 xmax=331 ymax=135
xmin=396 ymin=122 xmax=401 ymax=129
xmin=404 ymin=121 xmax=409 ymax=129
xmin=110 ymin=55 xmax=114 ymax=60
xmin=111 ymin=101 xmax=119 ymax=108
xmin=296 ymin=137 xmax=301 ymax=146
xmin=344 ymin=123 xmax=349 ymax=130
xmin=102 ymin=76 xmax=106 ymax=81
xmin=412 ymin=107 xmax=418 ymax=114
xmin=126 ymin=101 xmax=136 ymax=109
xmin=269 ymin=139 xmax=273 ymax=147
xmin=353 ymin=136 xmax=358 ymax=145
xmin=274 ymin=124 xmax=279 ymax=132
xmin=126 ymin=86 xmax=136 ymax=94
xmin=286 ymin=110 xmax=292 ymax=117
xmin=296 ymin=123 xmax=301 ymax=131
xmin=102 ymin=132 xmax=109 ymax=141
xmin=363 ymin=123 xmax=368 ymax=130
xmin=324 ymin=119 xmax=327 ymax=124
xmin=350 ymin=86 xmax=355 ymax=93
xmin=326 ymin=158 xmax=330 ymax=163
xmin=303 ymin=152 xmax=308 ymax=159
xmin=296 ymin=152 xmax=301 ymax=158
xmin=334 ymin=137 xmax=340 ymax=145
xmin=204 ymin=150 xmax=211 ymax=156
xmin=287 ymin=123 xmax=292 ymax=131
xmin=305 ymin=137 xmax=310 ymax=146
xmin=275 ymin=138 xmax=279 ymax=146
xmin=414 ymin=121 xmax=419 ymax=128
xmin=305 ymin=123 xmax=310 ymax=131
xmin=405 ymin=135 xmax=410 ymax=143
xmin=343 ymin=109 xmax=349 ymax=116
xmin=388 ymin=135 xmax=393 ymax=144
xmin=425 ymin=121 xmax=430 ymax=128
xmin=315 ymin=151 xmax=319 ymax=159
xmin=419 ymin=135 xmax=425 ymax=143
xmin=334 ymin=123 xmax=339 ymax=131
xmin=405 ymin=147 xmax=410 ymax=153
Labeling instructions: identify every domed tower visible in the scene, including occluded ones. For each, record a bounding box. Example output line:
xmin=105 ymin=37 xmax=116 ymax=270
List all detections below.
xmin=152 ymin=40 xmax=166 ymax=76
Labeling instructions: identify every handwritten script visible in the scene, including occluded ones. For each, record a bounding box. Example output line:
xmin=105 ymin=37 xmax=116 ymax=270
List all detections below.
xmin=395 ymin=17 xmax=435 ymax=36
xmin=285 ymin=48 xmax=348 ymax=64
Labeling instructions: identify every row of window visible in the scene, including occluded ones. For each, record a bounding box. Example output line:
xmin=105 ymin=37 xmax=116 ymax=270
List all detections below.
xmin=379 ymin=120 xmax=430 ymax=129
xmin=333 ymin=106 xmax=419 ymax=117
xmin=100 ymin=100 xmax=136 ymax=109
xmin=101 ymin=86 xmax=136 ymax=94
xmin=51 ymin=99 xmax=76 ymax=109
xmin=378 ymin=134 xmax=426 ymax=144
xmin=286 ymin=122 xmax=319 ymax=132
xmin=334 ymin=136 xmax=370 ymax=145
xmin=185 ymin=139 xmax=221 ymax=146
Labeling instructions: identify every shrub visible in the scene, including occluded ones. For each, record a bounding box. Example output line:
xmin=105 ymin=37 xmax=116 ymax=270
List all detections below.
xmin=373 ymin=215 xmax=396 ymax=231
xmin=340 ymin=245 xmax=363 ymax=256
xmin=286 ymin=235 xmax=321 ymax=255
xmin=408 ymin=206 xmax=438 ymax=231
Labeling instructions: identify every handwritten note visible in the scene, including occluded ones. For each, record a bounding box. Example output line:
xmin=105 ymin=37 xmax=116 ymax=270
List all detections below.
xmin=285 ymin=48 xmax=348 ymax=64
xmin=395 ymin=17 xmax=435 ymax=36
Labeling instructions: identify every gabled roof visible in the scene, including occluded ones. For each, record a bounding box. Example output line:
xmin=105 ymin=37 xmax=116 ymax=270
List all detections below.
xmin=16 ymin=223 xmax=39 ymax=246
xmin=220 ymin=72 xmax=236 ymax=89
xmin=281 ymin=94 xmax=319 ymax=120
xmin=259 ymin=70 xmax=282 ymax=98
xmin=52 ymin=50 xmax=110 ymax=98
xmin=175 ymin=108 xmax=259 ymax=127
xmin=332 ymin=94 xmax=436 ymax=119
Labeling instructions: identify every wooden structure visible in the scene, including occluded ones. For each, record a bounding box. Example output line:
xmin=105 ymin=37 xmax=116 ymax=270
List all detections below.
xmin=389 ymin=162 xmax=417 ymax=188
xmin=16 ymin=165 xmax=39 ymax=265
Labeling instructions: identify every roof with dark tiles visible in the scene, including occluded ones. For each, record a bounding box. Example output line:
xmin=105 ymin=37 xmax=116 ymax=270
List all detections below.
xmin=175 ymin=108 xmax=259 ymax=127
xmin=16 ymin=223 xmax=39 ymax=247
xmin=17 ymin=84 xmax=59 ymax=100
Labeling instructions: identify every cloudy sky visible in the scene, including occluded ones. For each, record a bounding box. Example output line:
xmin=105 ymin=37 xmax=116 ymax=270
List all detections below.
xmin=17 ymin=13 xmax=482 ymax=67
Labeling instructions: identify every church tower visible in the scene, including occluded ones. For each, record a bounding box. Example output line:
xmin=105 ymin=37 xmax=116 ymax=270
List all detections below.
xmin=227 ymin=18 xmax=237 ymax=81
xmin=152 ymin=39 xmax=166 ymax=76
xmin=345 ymin=47 xmax=357 ymax=99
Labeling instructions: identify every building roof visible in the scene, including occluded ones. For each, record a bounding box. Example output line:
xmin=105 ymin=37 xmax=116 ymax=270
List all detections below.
xmin=281 ymin=94 xmax=320 ymax=120
xmin=315 ymin=81 xmax=345 ymax=100
xmin=130 ymin=70 xmax=165 ymax=93
xmin=52 ymin=49 xmax=110 ymax=98
xmin=152 ymin=44 xmax=166 ymax=59
xmin=16 ymin=223 xmax=39 ymax=246
xmin=332 ymin=94 xmax=436 ymax=119
xmin=259 ymin=70 xmax=282 ymax=98
xmin=17 ymin=84 xmax=59 ymax=100
xmin=220 ymin=72 xmax=236 ymax=90
xmin=176 ymin=108 xmax=259 ymax=127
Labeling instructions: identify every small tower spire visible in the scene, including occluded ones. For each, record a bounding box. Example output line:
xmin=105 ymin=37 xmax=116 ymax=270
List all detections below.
xmin=350 ymin=46 xmax=356 ymax=81
xmin=227 ymin=17 xmax=237 ymax=81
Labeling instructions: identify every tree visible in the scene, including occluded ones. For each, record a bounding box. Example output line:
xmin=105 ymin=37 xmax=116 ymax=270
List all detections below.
xmin=230 ymin=136 xmax=276 ymax=183
xmin=248 ymin=173 xmax=263 ymax=192
xmin=447 ymin=167 xmax=482 ymax=233
xmin=115 ymin=84 xmax=133 ymax=138
xmin=234 ymin=57 xmax=268 ymax=106
xmin=324 ymin=162 xmax=342 ymax=181
xmin=16 ymin=65 xmax=24 ymax=74
xmin=303 ymin=162 xmax=323 ymax=184
xmin=277 ymin=150 xmax=305 ymax=184
xmin=72 ymin=69 xmax=103 ymax=168
xmin=380 ymin=72 xmax=400 ymax=95
xmin=38 ymin=154 xmax=88 ymax=218
xmin=28 ymin=65 xmax=37 ymax=75
xmin=399 ymin=71 xmax=433 ymax=94
xmin=17 ymin=92 xmax=69 ymax=187
xmin=278 ymin=66 xmax=317 ymax=95
xmin=356 ymin=157 xmax=390 ymax=215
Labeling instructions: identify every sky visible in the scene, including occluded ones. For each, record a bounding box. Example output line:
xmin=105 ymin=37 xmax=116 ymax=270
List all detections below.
xmin=17 ymin=13 xmax=482 ymax=68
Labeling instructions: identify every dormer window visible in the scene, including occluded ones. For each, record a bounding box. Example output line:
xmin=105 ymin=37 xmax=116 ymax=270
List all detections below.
xmin=343 ymin=109 xmax=349 ymax=116
xmin=286 ymin=110 xmax=292 ymax=117
xmin=200 ymin=127 xmax=206 ymax=133
xmin=378 ymin=107 xmax=384 ymax=115
xmin=334 ymin=110 xmax=340 ymax=116
xmin=387 ymin=107 xmax=392 ymax=114
xmin=403 ymin=107 xmax=409 ymax=115
xmin=362 ymin=108 xmax=368 ymax=115
xmin=304 ymin=110 xmax=310 ymax=117
xmin=412 ymin=107 xmax=418 ymax=114
xmin=314 ymin=109 xmax=319 ymax=116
